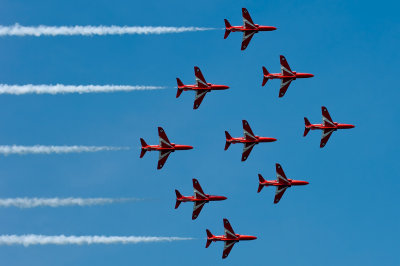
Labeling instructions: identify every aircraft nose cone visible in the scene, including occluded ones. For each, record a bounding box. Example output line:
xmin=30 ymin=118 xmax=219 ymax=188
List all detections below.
xmin=350 ymin=125 xmax=355 ymax=128
xmin=221 ymin=196 xmax=228 ymax=200
xmin=304 ymin=181 xmax=310 ymax=185
xmin=309 ymin=74 xmax=314 ymax=77
xmin=271 ymin=27 xmax=277 ymax=31
xmin=187 ymin=145 xmax=194 ymax=149
xmin=252 ymin=236 xmax=258 ymax=240
xmin=271 ymin=138 xmax=278 ymax=142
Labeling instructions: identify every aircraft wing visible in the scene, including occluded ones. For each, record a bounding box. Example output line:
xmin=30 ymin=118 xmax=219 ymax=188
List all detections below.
xmin=241 ymin=142 xmax=256 ymax=162
xmin=223 ymin=218 xmax=237 ymax=238
xmin=242 ymin=120 xmax=257 ymax=141
xmin=194 ymin=66 xmax=208 ymax=88
xmin=157 ymin=150 xmax=172 ymax=170
xmin=322 ymin=106 xmax=335 ymax=127
xmin=241 ymin=31 xmax=256 ymax=51
xmin=193 ymin=179 xmax=207 ymax=199
xmin=274 ymin=185 xmax=289 ymax=204
xmin=158 ymin=127 xmax=172 ymax=148
xmin=276 ymin=163 xmax=290 ymax=185
xmin=192 ymin=201 xmax=206 ymax=220
xmin=193 ymin=90 xmax=208 ymax=109
xmin=320 ymin=128 xmax=335 ymax=148
xmin=280 ymin=55 xmax=294 ymax=76
xmin=278 ymin=78 xmax=293 ymax=97
xmin=242 ymin=8 xmax=257 ymax=29
xmin=222 ymin=240 xmax=237 ymax=259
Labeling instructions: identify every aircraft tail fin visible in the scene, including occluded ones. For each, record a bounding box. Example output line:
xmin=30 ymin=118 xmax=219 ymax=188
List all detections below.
xmin=175 ymin=190 xmax=182 ymax=209
xmin=304 ymin=117 xmax=311 ymax=137
xmin=206 ymin=229 xmax=213 ymax=248
xmin=140 ymin=138 xmax=147 ymax=158
xmin=258 ymin=174 xmax=266 ymax=193
xmin=224 ymin=19 xmax=232 ymax=39
xmin=176 ymin=78 xmax=184 ymax=98
xmin=262 ymin=66 xmax=269 ymax=86
xmin=224 ymin=131 xmax=232 ymax=150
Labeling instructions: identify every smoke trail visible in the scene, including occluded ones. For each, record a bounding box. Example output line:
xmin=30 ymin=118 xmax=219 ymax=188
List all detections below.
xmin=0 ymin=24 xmax=215 ymax=36
xmin=0 ymin=84 xmax=165 ymax=95
xmin=0 ymin=235 xmax=193 ymax=246
xmin=0 ymin=145 xmax=129 ymax=155
xmin=0 ymin=197 xmax=141 ymax=208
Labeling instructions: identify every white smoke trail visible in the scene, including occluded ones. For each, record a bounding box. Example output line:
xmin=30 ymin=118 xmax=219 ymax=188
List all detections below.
xmin=0 ymin=24 xmax=214 ymax=36
xmin=0 ymin=197 xmax=141 ymax=208
xmin=0 ymin=84 xmax=165 ymax=95
xmin=0 ymin=235 xmax=193 ymax=246
xmin=0 ymin=145 xmax=129 ymax=155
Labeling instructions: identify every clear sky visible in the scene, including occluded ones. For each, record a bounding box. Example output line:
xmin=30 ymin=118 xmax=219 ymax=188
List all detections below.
xmin=0 ymin=0 xmax=398 ymax=265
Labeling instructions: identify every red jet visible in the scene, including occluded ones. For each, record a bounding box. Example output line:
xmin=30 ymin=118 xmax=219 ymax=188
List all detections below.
xmin=175 ymin=178 xmax=227 ymax=220
xmin=304 ymin=106 xmax=355 ymax=148
xmin=224 ymin=8 xmax=277 ymax=50
xmin=258 ymin=163 xmax=309 ymax=204
xmin=225 ymin=120 xmax=277 ymax=161
xmin=206 ymin=218 xmax=257 ymax=259
xmin=140 ymin=127 xmax=193 ymax=170
xmin=262 ymin=55 xmax=314 ymax=97
xmin=176 ymin=66 xmax=229 ymax=109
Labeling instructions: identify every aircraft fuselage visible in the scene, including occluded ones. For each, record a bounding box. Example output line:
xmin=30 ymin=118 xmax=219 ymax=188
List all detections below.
xmin=227 ymin=136 xmax=277 ymax=144
xmin=227 ymin=25 xmax=277 ymax=32
xmin=142 ymin=144 xmax=193 ymax=151
xmin=265 ymin=72 xmax=314 ymax=80
xmin=260 ymin=179 xmax=309 ymax=187
xmin=177 ymin=195 xmax=227 ymax=203
xmin=208 ymin=235 xmax=257 ymax=242
xmin=306 ymin=123 xmax=355 ymax=130
xmin=178 ymin=84 xmax=229 ymax=91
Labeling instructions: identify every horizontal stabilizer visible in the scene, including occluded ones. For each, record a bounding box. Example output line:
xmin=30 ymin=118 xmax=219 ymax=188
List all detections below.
xmin=224 ymin=141 xmax=231 ymax=151
xmin=262 ymin=67 xmax=269 ymax=86
xmin=175 ymin=200 xmax=181 ymax=209
xmin=225 ymin=131 xmax=232 ymax=140
xmin=224 ymin=29 xmax=231 ymax=39
xmin=303 ymin=127 xmax=310 ymax=137
xmin=224 ymin=19 xmax=232 ymax=29
xmin=140 ymin=138 xmax=147 ymax=147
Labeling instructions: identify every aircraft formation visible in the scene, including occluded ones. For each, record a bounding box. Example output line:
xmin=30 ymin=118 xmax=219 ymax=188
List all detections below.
xmin=137 ymin=8 xmax=355 ymax=259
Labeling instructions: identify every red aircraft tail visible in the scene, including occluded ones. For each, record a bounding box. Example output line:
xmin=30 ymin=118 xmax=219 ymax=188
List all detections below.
xmin=303 ymin=117 xmax=311 ymax=137
xmin=258 ymin=174 xmax=266 ymax=193
xmin=175 ymin=190 xmax=182 ymax=209
xmin=140 ymin=138 xmax=147 ymax=158
xmin=262 ymin=66 xmax=269 ymax=86
xmin=224 ymin=19 xmax=231 ymax=39
xmin=176 ymin=78 xmax=184 ymax=98
xmin=205 ymin=229 xmax=213 ymax=248
xmin=224 ymin=131 xmax=232 ymax=150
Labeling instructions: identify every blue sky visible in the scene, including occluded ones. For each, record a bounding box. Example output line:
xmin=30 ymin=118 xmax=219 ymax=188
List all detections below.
xmin=0 ymin=0 xmax=399 ymax=265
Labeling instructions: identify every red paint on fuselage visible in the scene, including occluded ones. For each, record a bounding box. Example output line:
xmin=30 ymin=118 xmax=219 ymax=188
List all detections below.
xmin=306 ymin=123 xmax=355 ymax=130
xmin=227 ymin=136 xmax=277 ymax=144
xmin=177 ymin=195 xmax=227 ymax=203
xmin=264 ymin=71 xmax=314 ymax=80
xmin=227 ymin=25 xmax=277 ymax=32
xmin=208 ymin=235 xmax=257 ymax=242
xmin=260 ymin=179 xmax=309 ymax=187
xmin=178 ymin=84 xmax=229 ymax=92
xmin=142 ymin=144 xmax=193 ymax=152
